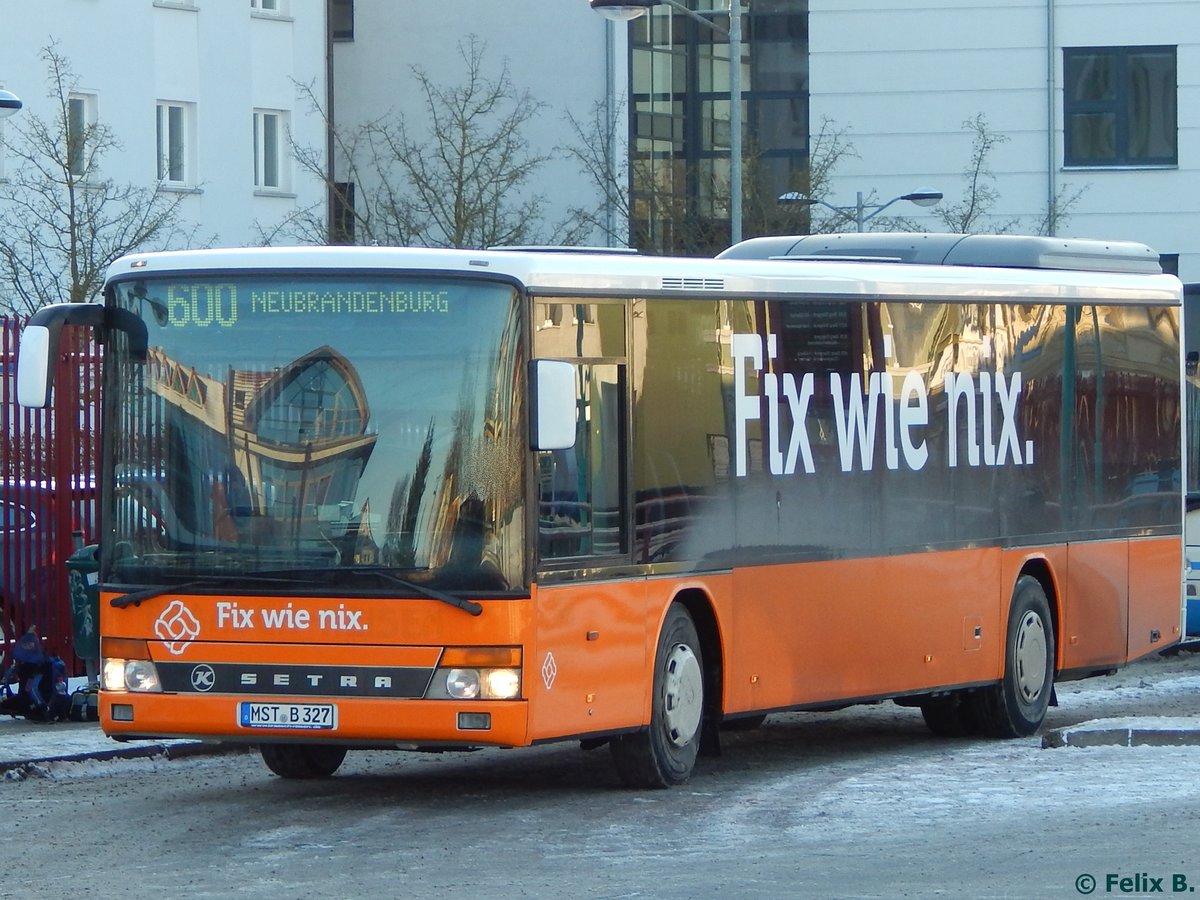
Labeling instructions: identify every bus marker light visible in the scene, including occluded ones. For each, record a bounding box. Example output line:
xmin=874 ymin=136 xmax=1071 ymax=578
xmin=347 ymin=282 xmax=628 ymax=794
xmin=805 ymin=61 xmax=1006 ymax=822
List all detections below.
xmin=102 ymin=637 xmax=151 ymax=659
xmin=458 ymin=712 xmax=491 ymax=730
xmin=441 ymin=646 xmax=520 ymax=667
xmin=111 ymin=704 xmax=134 ymax=722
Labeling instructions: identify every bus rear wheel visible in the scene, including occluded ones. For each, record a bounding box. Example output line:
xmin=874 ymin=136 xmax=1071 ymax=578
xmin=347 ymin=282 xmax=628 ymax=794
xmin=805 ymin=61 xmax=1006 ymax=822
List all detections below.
xmin=974 ymin=575 xmax=1055 ymax=737
xmin=260 ymin=743 xmax=348 ymax=779
xmin=611 ymin=604 xmax=705 ymax=788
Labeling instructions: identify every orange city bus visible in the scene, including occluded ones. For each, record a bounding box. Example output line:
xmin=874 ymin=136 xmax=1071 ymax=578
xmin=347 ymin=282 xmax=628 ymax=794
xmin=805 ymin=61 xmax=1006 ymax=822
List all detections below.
xmin=17 ymin=234 xmax=1184 ymax=787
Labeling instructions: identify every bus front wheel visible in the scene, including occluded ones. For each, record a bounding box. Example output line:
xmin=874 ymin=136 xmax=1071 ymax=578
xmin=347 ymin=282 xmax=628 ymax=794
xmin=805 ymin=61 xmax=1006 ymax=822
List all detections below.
xmin=975 ymin=575 xmax=1055 ymax=737
xmin=611 ymin=604 xmax=705 ymax=788
xmin=260 ymin=743 xmax=348 ymax=779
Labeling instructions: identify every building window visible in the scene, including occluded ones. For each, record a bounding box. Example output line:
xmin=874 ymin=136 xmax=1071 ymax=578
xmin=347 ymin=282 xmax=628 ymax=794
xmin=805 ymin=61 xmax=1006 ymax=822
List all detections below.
xmin=67 ymin=93 xmax=97 ymax=178
xmin=253 ymin=109 xmax=289 ymax=191
xmin=156 ymin=101 xmax=193 ymax=186
xmin=1064 ymin=46 xmax=1177 ymax=167
xmin=629 ymin=0 xmax=808 ymax=254
xmin=331 ymin=0 xmax=354 ymax=40
xmin=331 ymin=181 xmax=355 ymax=243
xmin=251 ymin=0 xmax=282 ymax=11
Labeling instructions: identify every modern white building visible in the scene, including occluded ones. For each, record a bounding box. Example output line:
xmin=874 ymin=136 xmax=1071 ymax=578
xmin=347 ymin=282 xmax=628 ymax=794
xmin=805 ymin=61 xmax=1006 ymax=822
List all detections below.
xmin=809 ymin=0 xmax=1200 ymax=279
xmin=329 ymin=0 xmax=623 ymax=247
xmin=0 ymin=0 xmax=328 ymax=271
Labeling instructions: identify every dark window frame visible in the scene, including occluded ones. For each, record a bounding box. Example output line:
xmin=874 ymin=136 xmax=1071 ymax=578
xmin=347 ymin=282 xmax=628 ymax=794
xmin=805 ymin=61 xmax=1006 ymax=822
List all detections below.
xmin=1063 ymin=45 xmax=1177 ymax=168
xmin=330 ymin=0 xmax=354 ymax=41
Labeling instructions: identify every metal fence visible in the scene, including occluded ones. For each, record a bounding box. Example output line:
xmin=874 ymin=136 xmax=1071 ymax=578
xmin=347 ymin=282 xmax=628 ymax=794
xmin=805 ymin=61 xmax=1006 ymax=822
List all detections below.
xmin=0 ymin=316 xmax=102 ymax=672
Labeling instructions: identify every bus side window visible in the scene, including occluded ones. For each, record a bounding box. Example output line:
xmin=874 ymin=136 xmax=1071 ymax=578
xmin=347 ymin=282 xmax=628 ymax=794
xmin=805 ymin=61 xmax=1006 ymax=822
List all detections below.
xmin=537 ymin=363 xmax=625 ymax=561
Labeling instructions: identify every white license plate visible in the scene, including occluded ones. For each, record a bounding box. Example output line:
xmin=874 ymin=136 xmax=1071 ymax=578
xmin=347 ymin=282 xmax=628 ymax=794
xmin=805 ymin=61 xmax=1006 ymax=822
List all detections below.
xmin=238 ymin=702 xmax=337 ymax=730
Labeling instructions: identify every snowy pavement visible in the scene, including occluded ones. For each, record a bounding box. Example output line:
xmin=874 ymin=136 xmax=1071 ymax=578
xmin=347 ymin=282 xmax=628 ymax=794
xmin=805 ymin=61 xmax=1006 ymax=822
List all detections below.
xmin=0 ymin=677 xmax=216 ymax=771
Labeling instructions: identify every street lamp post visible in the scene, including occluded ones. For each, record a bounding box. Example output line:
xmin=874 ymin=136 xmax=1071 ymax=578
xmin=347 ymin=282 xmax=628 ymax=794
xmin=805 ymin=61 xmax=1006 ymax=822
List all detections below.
xmin=0 ymin=90 xmax=23 ymax=119
xmin=590 ymin=0 xmax=744 ymax=244
xmin=778 ymin=189 xmax=943 ymax=232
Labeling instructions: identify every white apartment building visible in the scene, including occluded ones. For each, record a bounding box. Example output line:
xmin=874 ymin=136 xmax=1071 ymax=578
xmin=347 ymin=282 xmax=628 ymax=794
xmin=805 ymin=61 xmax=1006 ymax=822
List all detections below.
xmin=810 ymin=0 xmax=1200 ymax=279
xmin=0 ymin=0 xmax=328 ymax=274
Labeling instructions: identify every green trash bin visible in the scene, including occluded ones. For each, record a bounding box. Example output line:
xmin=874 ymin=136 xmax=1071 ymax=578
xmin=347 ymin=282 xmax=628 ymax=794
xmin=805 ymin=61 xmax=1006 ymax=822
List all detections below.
xmin=66 ymin=544 xmax=101 ymax=682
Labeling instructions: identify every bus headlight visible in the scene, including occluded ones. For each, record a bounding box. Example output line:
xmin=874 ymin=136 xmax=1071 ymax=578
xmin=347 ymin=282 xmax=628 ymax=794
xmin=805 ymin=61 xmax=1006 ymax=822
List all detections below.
xmin=482 ymin=667 xmax=521 ymax=700
xmin=446 ymin=668 xmax=480 ymax=699
xmin=426 ymin=647 xmax=522 ymax=700
xmin=102 ymin=658 xmax=162 ymax=693
xmin=433 ymin=666 xmax=521 ymax=700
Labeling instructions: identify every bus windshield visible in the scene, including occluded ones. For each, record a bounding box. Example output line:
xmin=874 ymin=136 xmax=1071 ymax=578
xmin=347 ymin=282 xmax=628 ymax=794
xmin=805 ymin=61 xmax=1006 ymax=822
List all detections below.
xmin=104 ymin=273 xmax=527 ymax=594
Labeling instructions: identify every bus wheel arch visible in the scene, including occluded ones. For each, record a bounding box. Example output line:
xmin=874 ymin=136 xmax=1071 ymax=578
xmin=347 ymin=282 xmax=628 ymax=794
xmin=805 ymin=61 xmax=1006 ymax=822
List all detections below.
xmin=610 ymin=590 xmax=720 ymax=788
xmin=974 ymin=569 xmax=1057 ymax=737
xmin=1019 ymin=558 xmax=1061 ymax=660
xmin=675 ymin=588 xmax=724 ymax=743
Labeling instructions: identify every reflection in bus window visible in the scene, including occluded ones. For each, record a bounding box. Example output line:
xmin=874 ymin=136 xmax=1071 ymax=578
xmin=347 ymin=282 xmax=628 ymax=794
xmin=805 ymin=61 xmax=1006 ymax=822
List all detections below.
xmin=538 ymin=363 xmax=625 ymax=560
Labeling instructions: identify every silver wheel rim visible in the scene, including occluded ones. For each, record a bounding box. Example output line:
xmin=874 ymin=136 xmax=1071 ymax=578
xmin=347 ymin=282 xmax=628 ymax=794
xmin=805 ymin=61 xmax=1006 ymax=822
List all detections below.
xmin=1013 ymin=609 xmax=1048 ymax=703
xmin=662 ymin=642 xmax=703 ymax=747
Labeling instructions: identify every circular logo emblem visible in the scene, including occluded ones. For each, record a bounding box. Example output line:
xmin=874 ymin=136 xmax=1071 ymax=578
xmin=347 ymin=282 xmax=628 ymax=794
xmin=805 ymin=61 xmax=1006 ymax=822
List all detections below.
xmin=190 ymin=664 xmax=216 ymax=692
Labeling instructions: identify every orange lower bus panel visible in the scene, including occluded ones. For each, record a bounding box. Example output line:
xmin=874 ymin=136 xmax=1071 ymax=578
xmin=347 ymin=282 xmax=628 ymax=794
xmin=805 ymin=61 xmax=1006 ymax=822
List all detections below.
xmin=102 ymin=693 xmax=530 ymax=747
xmin=97 ymin=534 xmax=1181 ymax=749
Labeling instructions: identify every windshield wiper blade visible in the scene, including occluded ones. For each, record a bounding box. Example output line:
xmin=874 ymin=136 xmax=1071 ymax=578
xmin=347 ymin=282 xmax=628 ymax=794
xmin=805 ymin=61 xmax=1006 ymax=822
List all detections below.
xmin=111 ymin=573 xmax=307 ymax=609
xmin=113 ymin=566 xmax=485 ymax=616
xmin=338 ymin=566 xmax=483 ymax=616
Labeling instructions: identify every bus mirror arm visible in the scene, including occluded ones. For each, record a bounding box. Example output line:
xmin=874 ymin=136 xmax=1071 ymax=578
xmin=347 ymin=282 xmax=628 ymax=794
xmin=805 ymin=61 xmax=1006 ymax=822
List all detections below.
xmin=17 ymin=303 xmax=147 ymax=408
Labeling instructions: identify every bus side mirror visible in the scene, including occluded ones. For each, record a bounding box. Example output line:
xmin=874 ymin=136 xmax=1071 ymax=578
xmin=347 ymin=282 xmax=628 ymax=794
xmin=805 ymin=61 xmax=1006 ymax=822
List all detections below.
xmin=17 ymin=324 xmax=54 ymax=408
xmin=530 ymin=359 xmax=577 ymax=451
xmin=17 ymin=302 xmax=146 ymax=408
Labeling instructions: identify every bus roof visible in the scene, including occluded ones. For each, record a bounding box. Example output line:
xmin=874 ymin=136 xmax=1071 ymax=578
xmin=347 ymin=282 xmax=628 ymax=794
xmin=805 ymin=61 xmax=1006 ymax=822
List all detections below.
xmin=717 ymin=232 xmax=1164 ymax=274
xmin=105 ymin=236 xmax=1181 ymax=307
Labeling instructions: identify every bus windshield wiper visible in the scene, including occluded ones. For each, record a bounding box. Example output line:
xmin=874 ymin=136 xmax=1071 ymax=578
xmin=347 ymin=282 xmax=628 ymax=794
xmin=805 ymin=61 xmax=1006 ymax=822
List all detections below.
xmin=111 ymin=573 xmax=310 ymax=609
xmin=304 ymin=565 xmax=483 ymax=617
xmin=112 ymin=566 xmax=484 ymax=616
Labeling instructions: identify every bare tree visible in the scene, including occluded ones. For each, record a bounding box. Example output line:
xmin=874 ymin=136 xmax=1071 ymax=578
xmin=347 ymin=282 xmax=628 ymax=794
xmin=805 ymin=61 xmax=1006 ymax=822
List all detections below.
xmin=0 ymin=44 xmax=197 ymax=314
xmin=561 ymin=99 xmax=632 ymax=248
xmin=937 ymin=113 xmax=1086 ymax=236
xmin=266 ymin=36 xmax=574 ymax=249
xmin=774 ymin=117 xmax=861 ymax=234
xmin=565 ymin=107 xmax=863 ymax=254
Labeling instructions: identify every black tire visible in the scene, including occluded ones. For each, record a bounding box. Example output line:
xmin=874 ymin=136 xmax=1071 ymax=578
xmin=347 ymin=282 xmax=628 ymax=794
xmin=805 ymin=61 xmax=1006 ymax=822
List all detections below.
xmin=260 ymin=743 xmax=348 ymax=779
xmin=973 ymin=575 xmax=1055 ymax=737
xmin=611 ymin=604 xmax=705 ymax=788
xmin=919 ymin=692 xmax=980 ymax=738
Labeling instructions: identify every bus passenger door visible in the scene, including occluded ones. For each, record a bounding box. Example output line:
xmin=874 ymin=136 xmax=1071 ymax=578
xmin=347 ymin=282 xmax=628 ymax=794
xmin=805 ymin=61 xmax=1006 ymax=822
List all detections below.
xmin=529 ymin=299 xmax=644 ymax=739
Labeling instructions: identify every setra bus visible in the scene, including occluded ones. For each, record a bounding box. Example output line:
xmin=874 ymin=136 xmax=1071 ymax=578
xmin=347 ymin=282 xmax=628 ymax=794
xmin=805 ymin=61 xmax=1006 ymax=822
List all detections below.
xmin=17 ymin=234 xmax=1184 ymax=787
